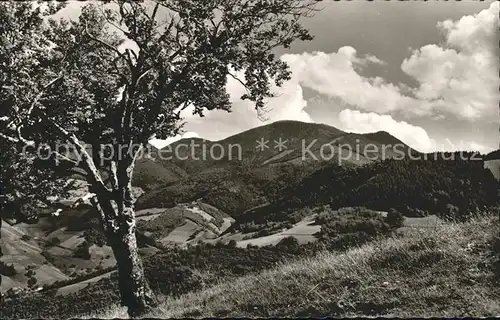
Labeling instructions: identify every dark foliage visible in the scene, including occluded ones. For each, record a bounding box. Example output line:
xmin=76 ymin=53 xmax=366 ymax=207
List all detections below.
xmin=278 ymin=154 xmax=498 ymax=220
xmin=314 ymin=206 xmax=401 ymax=251
xmin=83 ymin=227 xmax=107 ymax=247
xmin=386 ymin=208 xmax=404 ymax=227
xmin=45 ymin=237 xmax=61 ymax=247
xmin=232 ymin=206 xmax=313 ymax=236
xmin=0 ymin=261 xmax=16 ymax=277
xmin=73 ymin=241 xmax=91 ymax=260
xmin=27 ymin=277 xmax=38 ymax=288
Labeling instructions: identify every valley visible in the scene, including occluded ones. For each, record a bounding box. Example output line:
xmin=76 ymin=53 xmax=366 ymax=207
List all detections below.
xmin=1 ymin=121 xmax=499 ymax=319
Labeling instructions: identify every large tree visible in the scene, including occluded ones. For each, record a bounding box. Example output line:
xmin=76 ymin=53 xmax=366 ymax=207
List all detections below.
xmin=0 ymin=0 xmax=320 ymax=316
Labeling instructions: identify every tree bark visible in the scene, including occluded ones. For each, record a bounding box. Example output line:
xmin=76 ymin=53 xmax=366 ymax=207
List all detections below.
xmin=85 ymin=144 xmax=155 ymax=317
xmin=106 ymin=209 xmax=157 ymax=317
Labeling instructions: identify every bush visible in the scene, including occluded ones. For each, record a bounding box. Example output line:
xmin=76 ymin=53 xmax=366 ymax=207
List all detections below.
xmin=25 ymin=269 xmax=36 ymax=277
xmin=73 ymin=241 xmax=91 ymax=260
xmin=277 ymin=236 xmax=300 ymax=251
xmin=46 ymin=237 xmax=61 ymax=247
xmin=83 ymin=227 xmax=107 ymax=247
xmin=21 ymin=234 xmax=31 ymax=241
xmin=315 ymin=207 xmax=394 ymax=252
xmin=27 ymin=276 xmax=38 ymax=288
xmin=386 ymin=208 xmax=404 ymax=228
xmin=0 ymin=261 xmax=16 ymax=276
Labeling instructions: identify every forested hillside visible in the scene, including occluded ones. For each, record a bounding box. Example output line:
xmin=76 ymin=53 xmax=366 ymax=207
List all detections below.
xmin=278 ymin=152 xmax=498 ymax=220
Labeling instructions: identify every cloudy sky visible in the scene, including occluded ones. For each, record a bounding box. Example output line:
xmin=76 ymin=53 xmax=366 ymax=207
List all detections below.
xmin=59 ymin=1 xmax=499 ymax=153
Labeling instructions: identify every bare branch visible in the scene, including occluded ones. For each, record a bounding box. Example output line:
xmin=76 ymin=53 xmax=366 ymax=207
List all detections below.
xmin=27 ymin=74 xmax=64 ymax=116
xmin=228 ymin=72 xmax=250 ymax=93
xmin=46 ymin=117 xmax=111 ymax=194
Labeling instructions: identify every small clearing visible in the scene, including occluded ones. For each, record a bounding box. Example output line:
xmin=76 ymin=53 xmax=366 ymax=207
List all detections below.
xmin=237 ymin=215 xmax=320 ymax=248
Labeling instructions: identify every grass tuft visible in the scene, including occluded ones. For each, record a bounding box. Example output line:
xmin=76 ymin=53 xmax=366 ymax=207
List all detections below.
xmin=94 ymin=215 xmax=500 ymax=318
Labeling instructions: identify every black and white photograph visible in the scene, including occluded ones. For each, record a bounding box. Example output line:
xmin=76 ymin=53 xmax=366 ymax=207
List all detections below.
xmin=0 ymin=0 xmax=499 ymax=318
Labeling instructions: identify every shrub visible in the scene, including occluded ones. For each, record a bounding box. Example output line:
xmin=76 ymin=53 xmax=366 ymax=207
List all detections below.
xmin=46 ymin=237 xmax=61 ymax=247
xmin=386 ymin=208 xmax=404 ymax=228
xmin=41 ymin=250 xmax=56 ymax=264
xmin=0 ymin=261 xmax=16 ymax=276
xmin=227 ymin=240 xmax=237 ymax=248
xmin=73 ymin=241 xmax=91 ymax=260
xmin=21 ymin=234 xmax=31 ymax=241
xmin=27 ymin=276 xmax=38 ymax=288
xmin=277 ymin=236 xmax=300 ymax=251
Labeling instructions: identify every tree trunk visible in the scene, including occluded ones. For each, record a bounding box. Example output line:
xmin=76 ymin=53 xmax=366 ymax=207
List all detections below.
xmin=85 ymin=145 xmax=155 ymax=317
xmin=106 ymin=208 xmax=157 ymax=317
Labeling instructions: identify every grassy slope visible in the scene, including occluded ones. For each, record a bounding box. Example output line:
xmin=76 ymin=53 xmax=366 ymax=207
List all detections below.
xmin=141 ymin=215 xmax=498 ymax=318
xmin=77 ymin=214 xmax=500 ymax=318
xmin=1 ymin=220 xmax=70 ymax=291
xmin=485 ymin=159 xmax=500 ymax=181
xmin=136 ymin=201 xmax=232 ymax=245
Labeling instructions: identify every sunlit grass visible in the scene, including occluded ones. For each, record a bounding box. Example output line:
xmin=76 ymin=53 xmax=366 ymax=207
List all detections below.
xmin=95 ymin=214 xmax=500 ymax=318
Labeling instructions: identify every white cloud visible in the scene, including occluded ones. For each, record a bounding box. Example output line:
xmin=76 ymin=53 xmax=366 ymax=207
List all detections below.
xmin=401 ymin=1 xmax=499 ymax=120
xmin=279 ymin=3 xmax=499 ymax=121
xmin=337 ymin=109 xmax=495 ymax=154
xmin=151 ymin=4 xmax=498 ymax=152
xmin=337 ymin=109 xmax=435 ymax=152
xmin=281 ymin=48 xmax=412 ymax=115
xmin=176 ymin=68 xmax=312 ymax=141
xmin=149 ymin=131 xmax=200 ymax=149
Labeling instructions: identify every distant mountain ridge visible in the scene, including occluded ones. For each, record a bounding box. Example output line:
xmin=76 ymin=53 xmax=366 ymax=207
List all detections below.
xmin=154 ymin=120 xmax=414 ymax=174
xmin=135 ymin=120 xmax=415 ymax=213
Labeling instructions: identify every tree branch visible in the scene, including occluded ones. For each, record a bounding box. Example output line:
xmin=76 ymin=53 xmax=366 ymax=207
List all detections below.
xmin=228 ymin=72 xmax=251 ymax=94
xmin=110 ymin=160 xmax=119 ymax=191
xmin=27 ymin=75 xmax=64 ymax=116
xmin=46 ymin=117 xmax=111 ymax=194
xmin=0 ymin=132 xmax=19 ymax=144
xmin=85 ymin=22 xmax=134 ymax=72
